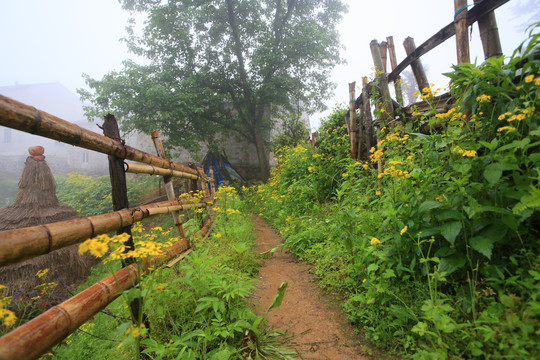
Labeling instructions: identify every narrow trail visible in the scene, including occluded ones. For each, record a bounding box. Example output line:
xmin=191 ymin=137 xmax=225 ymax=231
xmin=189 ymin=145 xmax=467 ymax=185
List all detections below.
xmin=250 ymin=216 xmax=371 ymax=360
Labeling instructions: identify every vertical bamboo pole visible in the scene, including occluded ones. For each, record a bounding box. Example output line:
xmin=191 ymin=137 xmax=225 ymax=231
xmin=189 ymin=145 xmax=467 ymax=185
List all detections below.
xmin=102 ymin=114 xmax=145 ymax=330
xmin=362 ymin=77 xmax=375 ymax=159
xmin=403 ymin=37 xmax=430 ymax=93
xmin=150 ymin=130 xmax=186 ymax=240
xmin=369 ymin=40 xmax=395 ymax=121
xmin=386 ymin=36 xmax=404 ymax=105
xmin=455 ymin=0 xmax=471 ymax=64
xmin=348 ymin=82 xmax=358 ymax=160
xmin=474 ymin=0 xmax=502 ymax=59
xmin=379 ymin=41 xmax=388 ymax=73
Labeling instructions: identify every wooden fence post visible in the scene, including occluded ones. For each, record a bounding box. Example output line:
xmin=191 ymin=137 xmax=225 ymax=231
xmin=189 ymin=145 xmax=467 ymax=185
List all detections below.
xmin=102 ymin=114 xmax=146 ymax=330
xmin=369 ymin=40 xmax=395 ymax=121
xmin=150 ymin=130 xmax=187 ymax=240
xmin=455 ymin=0 xmax=471 ymax=64
xmin=403 ymin=37 xmax=430 ymax=93
xmin=348 ymin=82 xmax=358 ymax=160
xmin=386 ymin=36 xmax=404 ymax=105
xmin=362 ymin=77 xmax=375 ymax=159
xmin=474 ymin=0 xmax=502 ymax=59
xmin=379 ymin=41 xmax=388 ymax=73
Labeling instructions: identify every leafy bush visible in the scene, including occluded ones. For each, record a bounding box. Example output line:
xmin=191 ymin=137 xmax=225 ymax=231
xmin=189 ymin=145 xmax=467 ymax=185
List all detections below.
xmin=247 ymin=23 xmax=540 ymax=358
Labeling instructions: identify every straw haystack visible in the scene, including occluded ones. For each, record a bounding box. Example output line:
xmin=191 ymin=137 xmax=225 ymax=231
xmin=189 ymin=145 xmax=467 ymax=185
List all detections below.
xmin=0 ymin=146 xmax=98 ymax=296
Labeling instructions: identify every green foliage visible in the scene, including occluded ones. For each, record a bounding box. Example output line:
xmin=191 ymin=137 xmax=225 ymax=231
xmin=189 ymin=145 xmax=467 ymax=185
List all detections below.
xmin=79 ymin=0 xmax=347 ymax=179
xmin=48 ymin=185 xmax=294 ymax=359
xmin=271 ymin=114 xmax=308 ymax=152
xmin=247 ymin=24 xmax=540 ymax=358
xmin=55 ymin=173 xmax=157 ymax=217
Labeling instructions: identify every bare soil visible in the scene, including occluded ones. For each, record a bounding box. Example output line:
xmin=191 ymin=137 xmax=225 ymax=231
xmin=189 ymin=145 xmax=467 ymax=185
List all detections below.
xmin=250 ymin=216 xmax=372 ymax=360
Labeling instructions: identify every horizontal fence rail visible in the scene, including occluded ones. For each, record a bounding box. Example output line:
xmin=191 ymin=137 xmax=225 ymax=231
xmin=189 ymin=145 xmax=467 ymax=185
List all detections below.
xmin=0 ymin=199 xmax=206 ymax=268
xmin=387 ymin=0 xmax=509 ymax=82
xmin=124 ymin=162 xmax=202 ymax=180
xmin=0 ymin=216 xmax=213 ymax=360
xmin=0 ymin=95 xmax=202 ymax=179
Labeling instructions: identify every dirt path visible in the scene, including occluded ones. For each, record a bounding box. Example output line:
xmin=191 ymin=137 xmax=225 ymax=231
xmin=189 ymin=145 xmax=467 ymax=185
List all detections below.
xmin=250 ymin=216 xmax=371 ymax=360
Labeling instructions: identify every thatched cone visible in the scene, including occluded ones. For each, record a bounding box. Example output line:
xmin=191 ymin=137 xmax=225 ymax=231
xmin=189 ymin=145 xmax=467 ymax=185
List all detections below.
xmin=0 ymin=146 xmax=99 ymax=296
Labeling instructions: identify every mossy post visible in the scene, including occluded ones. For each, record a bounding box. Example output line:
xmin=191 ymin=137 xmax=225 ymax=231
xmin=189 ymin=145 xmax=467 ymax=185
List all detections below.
xmin=102 ymin=114 xmax=145 ymax=333
xmin=386 ymin=36 xmax=404 ymax=106
xmin=369 ymin=40 xmax=395 ymax=122
xmin=474 ymin=0 xmax=502 ymax=59
xmin=348 ymin=82 xmax=358 ymax=160
xmin=150 ymin=130 xmax=187 ymax=240
xmin=362 ymin=77 xmax=375 ymax=161
xmin=403 ymin=37 xmax=430 ymax=93
xmin=454 ymin=0 xmax=471 ymax=64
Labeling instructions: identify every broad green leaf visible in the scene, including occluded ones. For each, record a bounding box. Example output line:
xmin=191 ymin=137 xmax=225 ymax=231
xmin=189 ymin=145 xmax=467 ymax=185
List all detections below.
xmin=438 ymin=254 xmax=466 ymax=274
xmin=483 ymin=163 xmax=504 ymax=186
xmin=469 ymin=236 xmax=494 ymax=259
xmin=267 ymin=281 xmax=288 ymax=313
xmin=441 ymin=221 xmax=462 ymax=245
xmin=383 ymin=269 xmax=396 ymax=279
xmin=367 ymin=263 xmax=379 ymax=273
xmin=419 ymin=200 xmax=443 ymax=213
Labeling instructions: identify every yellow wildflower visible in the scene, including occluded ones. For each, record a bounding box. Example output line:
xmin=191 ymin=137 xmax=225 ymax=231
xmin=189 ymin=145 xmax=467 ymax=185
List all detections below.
xmin=36 ymin=269 xmax=49 ymax=279
xmin=154 ymin=284 xmax=165 ymax=291
xmin=497 ymin=126 xmax=516 ymax=132
xmin=214 ymin=233 xmax=222 ymax=238
xmin=400 ymin=226 xmax=408 ymax=235
xmin=524 ymin=74 xmax=534 ymax=83
xmin=535 ymin=77 xmax=540 ymax=86
xmin=476 ymin=94 xmax=491 ymax=103
xmin=370 ymin=237 xmax=381 ymax=246
xmin=89 ymin=241 xmax=108 ymax=258
xmin=375 ymin=190 xmax=381 ymax=195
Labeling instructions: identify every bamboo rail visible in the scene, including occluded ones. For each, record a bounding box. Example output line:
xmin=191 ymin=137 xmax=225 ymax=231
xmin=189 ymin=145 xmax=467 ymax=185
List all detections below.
xmin=387 ymin=0 xmax=509 ymax=82
xmin=0 ymin=95 xmax=202 ymax=179
xmin=125 ymin=162 xmax=201 ymax=181
xmin=0 ymin=199 xmax=206 ymax=268
xmin=0 ymin=219 xmax=213 ymax=360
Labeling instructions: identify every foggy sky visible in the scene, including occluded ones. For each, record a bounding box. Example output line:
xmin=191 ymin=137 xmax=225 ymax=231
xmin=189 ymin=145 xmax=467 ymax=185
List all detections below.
xmin=0 ymin=0 xmax=536 ymax=129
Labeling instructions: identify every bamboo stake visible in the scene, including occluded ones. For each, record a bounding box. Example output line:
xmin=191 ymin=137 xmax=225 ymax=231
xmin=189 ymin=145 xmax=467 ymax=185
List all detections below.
xmin=369 ymin=40 xmax=395 ymax=121
xmin=379 ymin=41 xmax=388 ymax=73
xmin=474 ymin=0 xmax=502 ymax=59
xmin=150 ymin=130 xmax=187 ymax=240
xmin=0 ymin=200 xmax=206 ymax=268
xmin=0 ymin=96 xmax=200 ymax=177
xmin=0 ymin=217 xmax=213 ymax=360
xmin=386 ymin=36 xmax=404 ymax=106
xmin=362 ymin=77 xmax=375 ymax=159
xmin=455 ymin=0 xmax=471 ymax=64
xmin=403 ymin=37 xmax=430 ymax=93
xmin=348 ymin=82 xmax=358 ymax=159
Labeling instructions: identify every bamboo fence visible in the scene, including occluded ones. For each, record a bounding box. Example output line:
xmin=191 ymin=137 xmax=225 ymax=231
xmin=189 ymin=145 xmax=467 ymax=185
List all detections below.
xmin=0 ymin=99 xmax=218 ymax=359
xmin=344 ymin=0 xmax=509 ymax=161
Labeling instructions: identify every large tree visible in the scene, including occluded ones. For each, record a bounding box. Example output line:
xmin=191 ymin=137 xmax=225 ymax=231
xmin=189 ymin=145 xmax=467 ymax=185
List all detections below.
xmin=79 ymin=0 xmax=347 ymax=180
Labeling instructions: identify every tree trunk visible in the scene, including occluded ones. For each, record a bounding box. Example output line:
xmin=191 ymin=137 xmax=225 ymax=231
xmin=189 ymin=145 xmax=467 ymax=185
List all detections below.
xmin=254 ymin=131 xmax=270 ymax=181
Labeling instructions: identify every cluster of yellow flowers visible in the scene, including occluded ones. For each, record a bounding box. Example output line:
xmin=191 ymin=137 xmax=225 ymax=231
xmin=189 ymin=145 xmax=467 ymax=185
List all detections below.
xmin=524 ymin=74 xmax=540 ymax=85
xmin=435 ymin=107 xmax=466 ymax=122
xmin=369 ymin=147 xmax=384 ymax=163
xmin=497 ymin=126 xmax=516 ymax=133
xmin=79 ymin=230 xmax=173 ymax=262
xmin=452 ymin=146 xmax=477 ymax=157
xmin=378 ymin=165 xmax=410 ymax=181
xmin=0 ymin=285 xmax=17 ymax=327
xmin=370 ymin=237 xmax=381 ymax=246
xmin=476 ymin=94 xmax=491 ymax=103
xmin=124 ymin=324 xmax=146 ymax=338
xmin=498 ymin=107 xmax=535 ymax=122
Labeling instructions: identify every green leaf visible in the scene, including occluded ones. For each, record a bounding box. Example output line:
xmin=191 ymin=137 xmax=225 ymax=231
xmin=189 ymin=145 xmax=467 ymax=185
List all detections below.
xmin=469 ymin=236 xmax=494 ymax=259
xmin=483 ymin=163 xmax=504 ymax=186
xmin=383 ymin=269 xmax=396 ymax=279
xmin=267 ymin=281 xmax=288 ymax=313
xmin=438 ymin=254 xmax=466 ymax=274
xmin=367 ymin=263 xmax=379 ymax=273
xmin=419 ymin=200 xmax=443 ymax=213
xmin=440 ymin=221 xmax=462 ymax=245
